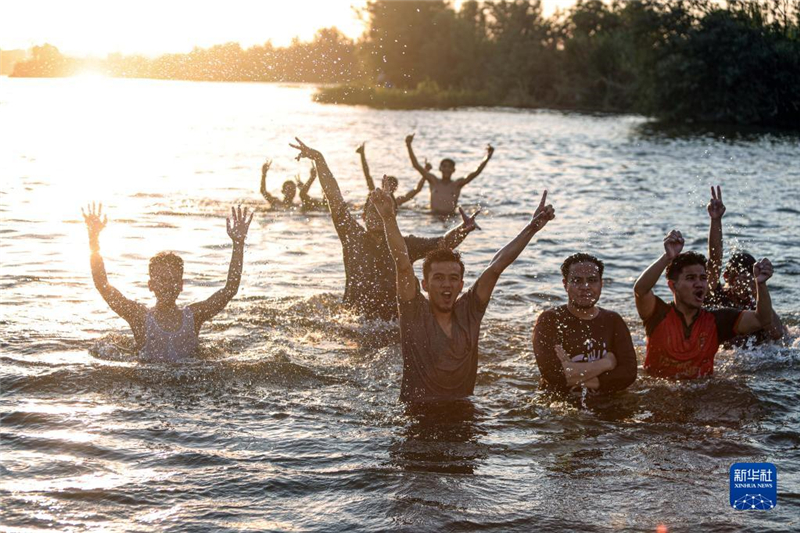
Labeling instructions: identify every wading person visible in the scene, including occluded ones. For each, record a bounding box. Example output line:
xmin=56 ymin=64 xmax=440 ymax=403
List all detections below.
xmin=82 ymin=203 xmax=253 ymax=361
xmin=290 ymin=138 xmax=480 ymax=321
xmin=260 ymin=159 xmax=326 ymax=211
xmin=405 ymin=133 xmax=494 ymax=216
xmin=533 ymin=253 xmax=637 ymax=396
xmin=633 ymin=229 xmax=775 ymax=379
xmin=357 ymin=141 xmax=425 ymax=207
xmin=372 ymin=186 xmax=555 ymax=403
xmin=704 ymin=185 xmax=785 ymax=342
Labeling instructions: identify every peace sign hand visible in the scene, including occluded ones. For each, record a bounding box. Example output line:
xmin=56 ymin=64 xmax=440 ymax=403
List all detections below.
xmin=529 ymin=190 xmax=555 ymax=233
xmin=289 ymin=138 xmax=321 ymax=162
xmin=458 ymin=205 xmax=482 ymax=232
xmin=707 ymin=185 xmax=726 ymax=220
xmin=227 ymin=205 xmax=254 ymax=245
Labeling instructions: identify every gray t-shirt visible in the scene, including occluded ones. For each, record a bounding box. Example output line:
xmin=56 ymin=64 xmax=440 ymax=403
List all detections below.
xmin=398 ymin=281 xmax=488 ymax=403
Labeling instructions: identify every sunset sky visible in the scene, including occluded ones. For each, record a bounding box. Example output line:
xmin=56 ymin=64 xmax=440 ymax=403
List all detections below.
xmin=0 ymin=0 xmax=575 ymax=57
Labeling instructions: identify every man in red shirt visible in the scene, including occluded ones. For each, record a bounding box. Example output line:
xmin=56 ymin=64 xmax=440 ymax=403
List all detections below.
xmin=633 ymin=229 xmax=775 ymax=379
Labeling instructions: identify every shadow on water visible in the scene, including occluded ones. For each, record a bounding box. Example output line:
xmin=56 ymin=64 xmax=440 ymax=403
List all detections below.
xmin=635 ymin=120 xmax=800 ymax=143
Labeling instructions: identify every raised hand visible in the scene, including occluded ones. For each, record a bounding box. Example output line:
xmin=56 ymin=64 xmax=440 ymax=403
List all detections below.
xmin=458 ymin=205 xmax=482 ymax=232
xmin=663 ymin=229 xmax=684 ymax=259
xmin=226 ymin=205 xmax=254 ymax=245
xmin=356 ymin=142 xmax=365 ymax=154
xmin=424 ymin=158 xmax=432 ymax=172
xmin=529 ymin=190 xmax=555 ymax=233
xmin=289 ymin=137 xmax=321 ymax=161
xmin=369 ymin=188 xmax=395 ymax=219
xmin=486 ymin=144 xmax=495 ymax=157
xmin=82 ymin=202 xmax=108 ymax=239
xmin=753 ymin=258 xmax=773 ymax=284
xmin=262 ymin=159 xmax=272 ymax=177
xmin=405 ymin=133 xmax=415 ymax=145
xmin=707 ymin=185 xmax=725 ymax=220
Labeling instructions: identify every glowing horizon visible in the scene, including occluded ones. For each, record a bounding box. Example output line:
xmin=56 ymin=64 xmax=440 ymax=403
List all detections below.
xmin=0 ymin=0 xmax=576 ymax=58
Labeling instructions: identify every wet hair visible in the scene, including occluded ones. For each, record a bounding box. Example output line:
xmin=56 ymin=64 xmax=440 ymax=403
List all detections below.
xmin=666 ymin=251 xmax=706 ymax=281
xmin=726 ymin=252 xmax=756 ymax=275
xmin=561 ymin=253 xmax=604 ymax=279
xmin=384 ymin=175 xmax=399 ymax=189
xmin=282 ymin=180 xmax=297 ymax=198
xmin=423 ymin=248 xmax=465 ymax=281
xmin=440 ymin=158 xmax=455 ymax=168
xmin=149 ymin=251 xmax=184 ymax=278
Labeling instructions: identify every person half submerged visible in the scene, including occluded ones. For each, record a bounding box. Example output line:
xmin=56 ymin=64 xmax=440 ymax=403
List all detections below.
xmin=357 ymin=141 xmax=425 ymax=208
xmin=290 ymin=137 xmax=481 ymax=321
xmin=260 ymin=159 xmax=327 ymax=212
xmin=82 ymin=202 xmax=253 ymax=361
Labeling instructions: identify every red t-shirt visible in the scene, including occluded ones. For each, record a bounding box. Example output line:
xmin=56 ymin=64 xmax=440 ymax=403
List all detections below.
xmin=643 ymin=296 xmax=742 ymax=379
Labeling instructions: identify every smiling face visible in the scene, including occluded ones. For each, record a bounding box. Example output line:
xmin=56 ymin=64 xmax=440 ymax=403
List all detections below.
xmin=563 ymin=261 xmax=603 ymax=310
xmin=668 ymin=264 xmax=708 ymax=310
xmin=422 ymin=261 xmax=464 ymax=313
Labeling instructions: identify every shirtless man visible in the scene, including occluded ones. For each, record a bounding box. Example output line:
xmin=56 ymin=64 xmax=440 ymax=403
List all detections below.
xmin=372 ymin=186 xmax=555 ymax=403
xmin=357 ymin=142 xmax=425 ymax=207
xmin=533 ymin=253 xmax=637 ymax=396
xmin=634 ymin=229 xmax=776 ymax=379
xmin=704 ymin=185 xmax=784 ymax=342
xmin=290 ymin=138 xmax=480 ymax=321
xmin=260 ymin=159 xmax=326 ymax=211
xmin=405 ymin=133 xmax=494 ymax=215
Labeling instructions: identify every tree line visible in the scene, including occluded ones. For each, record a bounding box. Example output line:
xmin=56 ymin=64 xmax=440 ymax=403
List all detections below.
xmin=11 ymin=0 xmax=800 ymax=128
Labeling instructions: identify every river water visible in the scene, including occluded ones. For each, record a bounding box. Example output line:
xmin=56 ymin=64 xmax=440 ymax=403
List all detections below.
xmin=1 ymin=78 xmax=799 ymax=532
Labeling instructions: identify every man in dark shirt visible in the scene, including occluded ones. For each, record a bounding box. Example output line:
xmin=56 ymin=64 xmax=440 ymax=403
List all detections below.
xmin=290 ymin=138 xmax=480 ymax=320
xmin=703 ymin=186 xmax=785 ymax=342
xmin=371 ymin=186 xmax=555 ymax=403
xmin=633 ymin=229 xmax=775 ymax=379
xmin=533 ymin=253 xmax=637 ymax=396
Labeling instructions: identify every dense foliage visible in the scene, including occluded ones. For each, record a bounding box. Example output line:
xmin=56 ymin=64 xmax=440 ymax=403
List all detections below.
xmin=12 ymin=1 xmax=800 ymax=127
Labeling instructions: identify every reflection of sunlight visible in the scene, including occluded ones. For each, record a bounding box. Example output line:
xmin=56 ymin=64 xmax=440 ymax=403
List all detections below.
xmin=72 ymin=69 xmax=107 ymax=80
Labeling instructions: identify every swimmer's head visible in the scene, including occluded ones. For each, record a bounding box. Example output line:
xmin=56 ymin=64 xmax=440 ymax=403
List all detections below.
xmin=422 ymin=248 xmax=465 ymax=313
xmin=724 ymin=252 xmax=757 ymax=302
xmin=666 ymin=251 xmax=708 ymax=310
xmin=382 ymin=175 xmax=399 ymax=195
xmin=282 ymin=181 xmax=297 ymax=203
xmin=439 ymin=158 xmax=455 ymax=180
xmin=362 ymin=196 xmax=397 ymax=233
xmin=561 ymin=253 xmax=604 ymax=310
xmin=148 ymin=251 xmax=184 ymax=304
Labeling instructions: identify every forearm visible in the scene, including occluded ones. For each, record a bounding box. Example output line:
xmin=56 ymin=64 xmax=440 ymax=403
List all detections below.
xmin=406 ymin=143 xmax=424 ymax=172
xmin=754 ymin=282 xmax=773 ymax=328
xmin=311 ymin=153 xmax=346 ymax=209
xmin=89 ymin=251 xmax=111 ymax=291
xmin=562 ymin=359 xmax=613 ymax=387
xmin=360 ymin=152 xmax=374 ymax=190
xmin=634 ymin=253 xmax=670 ymax=297
xmin=222 ymin=242 xmax=245 ymax=296
xmin=441 ymin=222 xmax=472 ymax=250
xmin=382 ymin=216 xmax=412 ymax=273
xmin=707 ymin=218 xmax=723 ymax=286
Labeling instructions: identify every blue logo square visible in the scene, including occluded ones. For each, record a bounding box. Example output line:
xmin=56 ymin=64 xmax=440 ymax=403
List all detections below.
xmin=730 ymin=463 xmax=777 ymax=510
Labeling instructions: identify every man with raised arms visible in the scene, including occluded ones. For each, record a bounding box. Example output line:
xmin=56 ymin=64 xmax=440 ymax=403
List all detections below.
xmin=704 ymin=185 xmax=785 ymax=343
xmin=357 ymin=142 xmax=425 ymax=207
xmin=260 ymin=159 xmax=327 ymax=212
xmin=405 ymin=133 xmax=494 ymax=216
xmin=633 ymin=229 xmax=776 ymax=379
xmin=371 ymin=186 xmax=554 ymax=403
xmin=290 ymin=138 xmax=480 ymax=321
xmin=533 ymin=253 xmax=637 ymax=396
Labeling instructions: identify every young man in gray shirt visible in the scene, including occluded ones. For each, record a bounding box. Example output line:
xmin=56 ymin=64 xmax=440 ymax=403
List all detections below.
xmin=371 ymin=187 xmax=555 ymax=403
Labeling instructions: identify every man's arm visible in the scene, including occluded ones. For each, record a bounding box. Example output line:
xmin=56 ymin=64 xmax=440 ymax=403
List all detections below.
xmin=298 ymin=164 xmax=317 ymax=196
xmin=82 ymin=203 xmax=145 ymax=330
xmin=371 ymin=188 xmax=416 ymax=302
xmin=439 ymin=206 xmax=481 ymax=250
xmin=558 ymin=346 xmax=616 ymax=389
xmin=734 ymin=258 xmax=776 ymax=335
xmin=474 ymin=191 xmax=555 ymax=307
xmin=405 ymin=134 xmax=437 ymax=183
xmin=707 ymin=185 xmax=725 ymax=289
xmin=190 ymin=206 xmax=254 ymax=329
xmin=290 ymin=138 xmax=351 ymax=226
xmin=457 ymin=144 xmax=494 ymax=188
xmin=634 ymin=230 xmax=684 ymax=320
xmin=395 ymin=176 xmax=426 ymax=206
xmin=595 ymin=317 xmax=638 ymax=392
xmin=260 ymin=160 xmax=280 ymax=205
xmin=356 ymin=142 xmax=376 ymax=192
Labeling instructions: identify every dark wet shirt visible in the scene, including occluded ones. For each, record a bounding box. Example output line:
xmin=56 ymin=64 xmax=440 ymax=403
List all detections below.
xmin=532 ymin=306 xmax=637 ymax=395
xmin=705 ymin=283 xmax=769 ymax=346
xmin=398 ymin=282 xmax=488 ymax=403
xmin=330 ymin=201 xmax=442 ymax=320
